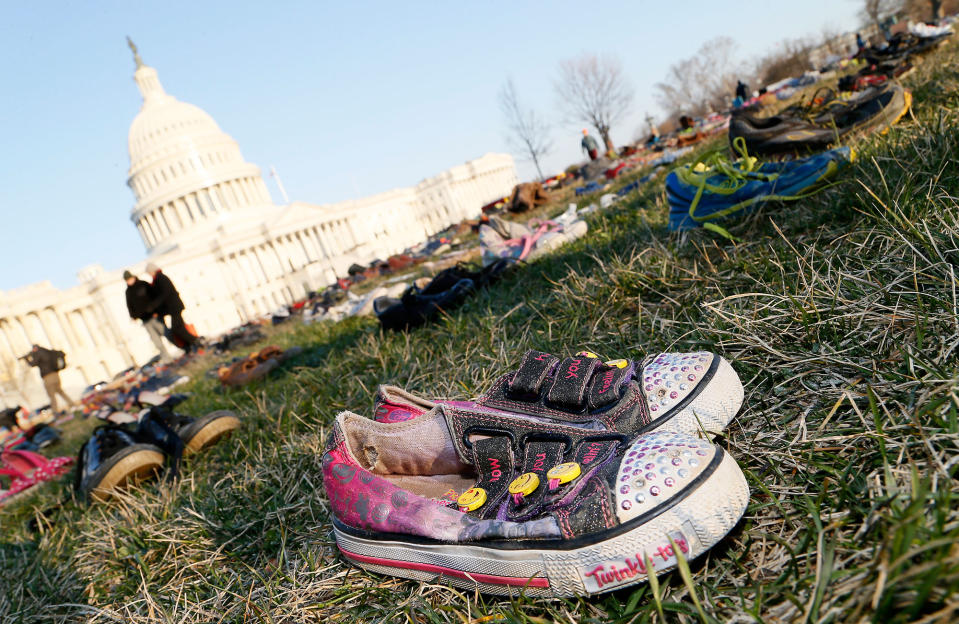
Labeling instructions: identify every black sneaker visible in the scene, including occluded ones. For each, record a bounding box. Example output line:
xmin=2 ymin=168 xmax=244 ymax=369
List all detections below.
xmin=418 ymin=259 xmax=514 ymax=294
xmin=728 ymin=112 xmax=837 ymax=155
xmin=812 ymin=84 xmax=911 ymax=136
xmin=374 ymin=279 xmax=476 ymax=331
xmin=74 ymin=427 xmax=165 ymax=502
xmin=142 ymin=405 xmax=241 ymax=456
xmin=374 ymin=259 xmax=513 ymax=331
xmin=136 ymin=393 xmax=240 ymax=455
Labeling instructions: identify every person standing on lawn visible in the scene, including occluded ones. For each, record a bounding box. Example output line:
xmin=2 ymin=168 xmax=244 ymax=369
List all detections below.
xmin=581 ymin=129 xmax=600 ymax=161
xmin=735 ymin=80 xmax=749 ymax=101
xmin=145 ymin=262 xmax=200 ymax=353
xmin=22 ymin=345 xmax=77 ymax=414
xmin=124 ymin=269 xmax=175 ymax=362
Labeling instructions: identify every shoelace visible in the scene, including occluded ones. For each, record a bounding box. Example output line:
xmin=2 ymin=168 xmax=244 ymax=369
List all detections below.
xmin=683 ymin=138 xmax=846 ymax=240
xmin=501 ymin=221 xmax=560 ymax=261
xmin=683 ymin=137 xmax=769 ymax=239
xmin=788 ymin=86 xmax=839 ymax=123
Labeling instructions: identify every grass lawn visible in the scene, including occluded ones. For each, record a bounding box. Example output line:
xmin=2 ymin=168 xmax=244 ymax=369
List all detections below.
xmin=2 ymin=42 xmax=959 ymax=624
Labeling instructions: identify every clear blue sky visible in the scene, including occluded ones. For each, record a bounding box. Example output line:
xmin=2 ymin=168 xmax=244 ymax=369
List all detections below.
xmin=0 ymin=1 xmax=862 ymax=291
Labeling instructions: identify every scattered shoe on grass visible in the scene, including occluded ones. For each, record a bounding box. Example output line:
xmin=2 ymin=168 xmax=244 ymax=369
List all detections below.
xmin=373 ymin=260 xmax=514 ymax=332
xmin=729 ymin=84 xmax=910 ymax=157
xmin=0 ymin=449 xmax=73 ymax=506
xmin=374 ymin=349 xmax=743 ymax=436
xmin=217 ymin=345 xmax=303 ymax=386
xmin=810 ymin=83 xmax=912 ymax=137
xmin=666 ymin=142 xmax=854 ymax=236
xmin=74 ymin=427 xmax=165 ymax=503
xmin=728 ymin=112 xmax=837 ymax=156
xmin=74 ymin=396 xmax=241 ymax=502
xmin=323 ymin=409 xmax=749 ymax=597
xmin=479 ymin=214 xmax=587 ymax=266
xmin=142 ymin=405 xmax=241 ymax=456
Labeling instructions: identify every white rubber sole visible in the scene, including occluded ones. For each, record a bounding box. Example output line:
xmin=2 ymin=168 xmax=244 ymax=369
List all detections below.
xmin=333 ymin=450 xmax=749 ymax=597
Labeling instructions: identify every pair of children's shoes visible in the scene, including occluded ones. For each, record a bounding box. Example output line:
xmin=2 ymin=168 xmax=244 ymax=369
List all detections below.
xmin=322 ymin=348 xmax=749 ymax=597
xmin=74 ymin=393 xmax=239 ymax=502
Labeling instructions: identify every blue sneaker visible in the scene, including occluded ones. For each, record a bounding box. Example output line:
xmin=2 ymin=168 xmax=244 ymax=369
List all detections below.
xmin=666 ymin=140 xmax=855 ymax=236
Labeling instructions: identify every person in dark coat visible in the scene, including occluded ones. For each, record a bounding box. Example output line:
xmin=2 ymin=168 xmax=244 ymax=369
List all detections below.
xmin=735 ymin=80 xmax=749 ymax=101
xmin=124 ymin=270 xmax=174 ymax=362
xmin=22 ymin=345 xmax=76 ymax=413
xmin=145 ymin=262 xmax=200 ymax=352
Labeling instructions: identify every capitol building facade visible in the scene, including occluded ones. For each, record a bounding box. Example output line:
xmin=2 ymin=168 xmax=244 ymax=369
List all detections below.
xmin=0 ymin=49 xmax=517 ymax=409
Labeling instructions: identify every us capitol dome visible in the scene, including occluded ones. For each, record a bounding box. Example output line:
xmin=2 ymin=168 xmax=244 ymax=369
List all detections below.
xmin=125 ymin=39 xmax=272 ymax=252
xmin=0 ymin=39 xmax=518 ymax=409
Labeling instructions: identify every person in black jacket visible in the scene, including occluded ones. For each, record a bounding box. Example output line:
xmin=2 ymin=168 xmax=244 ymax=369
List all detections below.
xmin=735 ymin=80 xmax=749 ymax=101
xmin=145 ymin=262 xmax=200 ymax=352
xmin=124 ymin=270 xmax=174 ymax=362
xmin=22 ymin=345 xmax=76 ymax=413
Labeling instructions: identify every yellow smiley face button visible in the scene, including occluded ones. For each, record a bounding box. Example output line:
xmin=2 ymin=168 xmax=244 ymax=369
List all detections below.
xmin=457 ymin=487 xmax=487 ymax=512
xmin=605 ymin=359 xmax=629 ymax=369
xmin=508 ymin=472 xmax=541 ymax=496
xmin=546 ymin=462 xmax=582 ymax=490
xmin=576 ymin=351 xmax=601 ymax=359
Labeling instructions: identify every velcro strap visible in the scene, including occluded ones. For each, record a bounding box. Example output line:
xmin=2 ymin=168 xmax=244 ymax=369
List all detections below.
xmin=573 ymin=438 xmax=619 ymax=470
xmin=507 ymin=440 xmax=567 ymax=517
xmin=508 ymin=351 xmax=559 ymax=396
xmin=522 ymin=440 xmax=568 ymax=477
xmin=523 ymin=440 xmax=566 ymax=496
xmin=545 ymin=357 xmax=600 ymax=409
xmin=471 ymin=436 xmax=515 ymax=517
xmin=586 ymin=362 xmax=635 ymax=410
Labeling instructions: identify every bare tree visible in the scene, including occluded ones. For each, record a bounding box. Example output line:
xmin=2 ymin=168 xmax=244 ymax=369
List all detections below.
xmin=554 ymin=54 xmax=634 ymax=154
xmin=654 ymin=37 xmax=745 ymax=118
xmin=860 ymin=0 xmax=903 ymax=27
xmin=818 ymin=26 xmax=845 ymax=57
xmin=499 ymin=78 xmax=552 ymax=181
xmin=753 ymin=36 xmax=817 ymax=86
xmin=903 ymin=0 xmax=956 ymax=20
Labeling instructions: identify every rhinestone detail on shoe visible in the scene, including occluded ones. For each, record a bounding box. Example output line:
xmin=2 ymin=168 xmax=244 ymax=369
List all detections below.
xmin=614 ymin=430 xmax=716 ymax=522
xmin=642 ymin=352 xmax=713 ymax=416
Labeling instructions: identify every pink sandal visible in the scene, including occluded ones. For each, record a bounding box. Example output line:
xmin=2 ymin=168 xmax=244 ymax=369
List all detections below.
xmin=0 ymin=449 xmax=74 ymax=505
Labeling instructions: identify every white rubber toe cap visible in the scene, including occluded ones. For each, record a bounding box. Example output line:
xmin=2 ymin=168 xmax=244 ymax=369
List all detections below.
xmin=641 ymin=352 xmax=744 ymax=435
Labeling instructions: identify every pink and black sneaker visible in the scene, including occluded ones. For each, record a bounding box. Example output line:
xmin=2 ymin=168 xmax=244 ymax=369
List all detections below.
xmin=373 ymin=349 xmax=743 ymax=437
xmin=324 ymin=404 xmax=749 ymax=597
